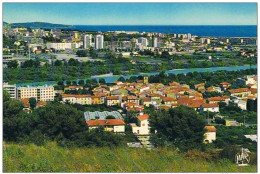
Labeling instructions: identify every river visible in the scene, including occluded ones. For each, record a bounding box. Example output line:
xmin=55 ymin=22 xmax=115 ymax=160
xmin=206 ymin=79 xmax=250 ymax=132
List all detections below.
xmin=15 ymin=65 xmax=257 ymax=87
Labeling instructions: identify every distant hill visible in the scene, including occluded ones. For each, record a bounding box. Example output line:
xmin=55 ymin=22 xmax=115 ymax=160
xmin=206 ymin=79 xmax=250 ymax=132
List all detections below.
xmin=3 ymin=21 xmax=8 ymax=26
xmin=6 ymin=22 xmax=74 ymax=29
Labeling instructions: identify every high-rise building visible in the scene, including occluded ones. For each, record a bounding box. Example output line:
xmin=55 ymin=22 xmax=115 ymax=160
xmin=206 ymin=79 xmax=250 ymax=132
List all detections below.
xmin=95 ymin=34 xmax=104 ymax=49
xmin=153 ymin=37 xmax=158 ymax=47
xmin=206 ymin=39 xmax=211 ymax=44
xmin=83 ymin=34 xmax=92 ymax=49
xmin=138 ymin=37 xmax=148 ymax=47
xmin=187 ymin=33 xmax=192 ymax=39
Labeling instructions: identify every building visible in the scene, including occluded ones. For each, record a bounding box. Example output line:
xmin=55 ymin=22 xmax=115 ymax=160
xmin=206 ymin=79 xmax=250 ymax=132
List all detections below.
xmin=62 ymin=94 xmax=92 ymax=105
xmin=131 ymin=114 xmax=150 ymax=135
xmin=17 ymin=85 xmax=54 ymax=101
xmin=84 ymin=111 xmax=125 ymax=133
xmin=46 ymin=43 xmax=72 ymax=50
xmin=201 ymin=103 xmax=219 ymax=112
xmin=225 ymin=119 xmax=240 ymax=126
xmin=3 ymin=82 xmax=17 ymax=99
xmin=106 ymin=96 xmax=120 ymax=106
xmin=86 ymin=119 xmax=125 ymax=133
xmin=204 ymin=126 xmax=216 ymax=143
xmin=138 ymin=37 xmax=148 ymax=47
xmin=187 ymin=33 xmax=192 ymax=40
xmin=95 ymin=34 xmax=104 ymax=49
xmin=83 ymin=34 xmax=92 ymax=49
xmin=153 ymin=37 xmax=158 ymax=47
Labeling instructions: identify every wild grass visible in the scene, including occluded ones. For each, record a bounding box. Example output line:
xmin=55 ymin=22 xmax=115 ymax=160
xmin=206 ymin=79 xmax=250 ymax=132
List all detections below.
xmin=3 ymin=141 xmax=257 ymax=173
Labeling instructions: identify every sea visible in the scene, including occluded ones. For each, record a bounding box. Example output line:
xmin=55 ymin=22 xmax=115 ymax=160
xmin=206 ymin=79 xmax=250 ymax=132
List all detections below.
xmin=64 ymin=25 xmax=257 ymax=37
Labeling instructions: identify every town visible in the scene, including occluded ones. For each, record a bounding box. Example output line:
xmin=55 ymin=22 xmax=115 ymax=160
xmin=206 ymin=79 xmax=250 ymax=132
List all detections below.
xmin=2 ymin=2 xmax=258 ymax=172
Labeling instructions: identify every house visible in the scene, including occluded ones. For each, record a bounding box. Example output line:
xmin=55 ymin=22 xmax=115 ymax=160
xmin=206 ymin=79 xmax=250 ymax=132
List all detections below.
xmin=91 ymin=96 xmax=102 ymax=105
xmin=86 ymin=119 xmax=125 ymax=133
xmin=219 ymin=82 xmax=231 ymax=90
xmin=225 ymin=119 xmax=240 ymax=126
xmin=106 ymin=96 xmax=120 ymax=106
xmin=201 ymin=103 xmax=219 ymax=112
xmin=62 ymin=94 xmax=92 ymax=105
xmin=131 ymin=114 xmax=150 ymax=135
xmin=127 ymin=95 xmax=139 ymax=105
xmin=141 ymin=97 xmax=152 ymax=107
xmin=161 ymin=97 xmax=177 ymax=105
xmin=204 ymin=126 xmax=216 ymax=143
xmin=208 ymin=96 xmax=230 ymax=104
xmin=229 ymin=88 xmax=251 ymax=98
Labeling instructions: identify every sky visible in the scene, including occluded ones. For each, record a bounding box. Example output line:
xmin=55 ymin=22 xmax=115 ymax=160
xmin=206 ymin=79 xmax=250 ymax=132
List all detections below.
xmin=3 ymin=3 xmax=257 ymax=25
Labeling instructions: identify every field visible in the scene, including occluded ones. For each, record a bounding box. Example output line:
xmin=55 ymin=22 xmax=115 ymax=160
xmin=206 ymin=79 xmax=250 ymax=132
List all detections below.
xmin=3 ymin=142 xmax=257 ymax=172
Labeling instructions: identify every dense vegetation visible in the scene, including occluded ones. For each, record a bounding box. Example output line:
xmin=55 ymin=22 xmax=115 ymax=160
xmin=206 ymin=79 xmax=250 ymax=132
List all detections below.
xmin=3 ymin=142 xmax=257 ymax=172
xmin=3 ymin=91 xmax=134 ymax=147
xmin=3 ymin=50 xmax=257 ymax=84
xmin=148 ymin=105 xmax=206 ymax=151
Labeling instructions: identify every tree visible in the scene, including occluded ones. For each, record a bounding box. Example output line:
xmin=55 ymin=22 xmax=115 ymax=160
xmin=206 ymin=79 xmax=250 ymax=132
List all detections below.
xmin=99 ymin=78 xmax=106 ymax=84
xmin=7 ymin=60 xmax=19 ymax=69
xmin=29 ymin=97 xmax=37 ymax=109
xmin=54 ymin=60 xmax=63 ymax=66
xmin=78 ymin=80 xmax=85 ymax=86
xmin=118 ymin=76 xmax=126 ymax=82
xmin=149 ymin=105 xmax=206 ymax=151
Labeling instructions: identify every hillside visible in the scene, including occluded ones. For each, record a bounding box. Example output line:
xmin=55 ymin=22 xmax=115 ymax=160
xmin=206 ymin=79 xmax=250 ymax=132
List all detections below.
xmin=3 ymin=142 xmax=257 ymax=172
xmin=5 ymin=22 xmax=73 ymax=28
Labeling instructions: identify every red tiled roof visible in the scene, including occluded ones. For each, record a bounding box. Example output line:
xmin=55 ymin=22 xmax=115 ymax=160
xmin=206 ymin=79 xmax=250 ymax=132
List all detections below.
xmin=229 ymin=88 xmax=249 ymax=93
xmin=161 ymin=97 xmax=177 ymax=101
xmin=127 ymin=95 xmax=137 ymax=100
xmin=86 ymin=119 xmax=125 ymax=126
xmin=107 ymin=96 xmax=119 ymax=100
xmin=205 ymin=126 xmax=216 ymax=132
xmin=69 ymin=86 xmax=83 ymax=89
xmin=202 ymin=103 xmax=218 ymax=108
xmin=137 ymin=114 xmax=149 ymax=121
xmin=251 ymin=88 xmax=257 ymax=94
xmin=141 ymin=97 xmax=151 ymax=102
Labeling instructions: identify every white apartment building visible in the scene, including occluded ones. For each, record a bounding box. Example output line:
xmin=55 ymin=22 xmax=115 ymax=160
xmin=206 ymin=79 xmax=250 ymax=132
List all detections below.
xmin=83 ymin=34 xmax=92 ymax=49
xmin=3 ymin=82 xmax=17 ymax=99
xmin=138 ymin=37 xmax=148 ymax=47
xmin=187 ymin=33 xmax=192 ymax=39
xmin=153 ymin=37 xmax=158 ymax=48
xmin=62 ymin=94 xmax=92 ymax=105
xmin=17 ymin=85 xmax=54 ymax=101
xmin=95 ymin=34 xmax=104 ymax=49
xmin=46 ymin=43 xmax=72 ymax=50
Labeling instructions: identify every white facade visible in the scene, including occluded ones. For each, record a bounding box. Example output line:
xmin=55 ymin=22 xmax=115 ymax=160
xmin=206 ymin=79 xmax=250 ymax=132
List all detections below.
xmin=114 ymin=125 xmax=125 ymax=133
xmin=95 ymin=34 xmax=104 ymax=49
xmin=3 ymin=83 xmax=17 ymax=99
xmin=204 ymin=132 xmax=216 ymax=143
xmin=83 ymin=34 xmax=92 ymax=49
xmin=131 ymin=115 xmax=150 ymax=135
xmin=203 ymin=106 xmax=219 ymax=112
xmin=187 ymin=33 xmax=192 ymax=39
xmin=138 ymin=37 xmax=148 ymax=47
xmin=46 ymin=43 xmax=72 ymax=50
xmin=17 ymin=85 xmax=54 ymax=101
xmin=153 ymin=37 xmax=158 ymax=47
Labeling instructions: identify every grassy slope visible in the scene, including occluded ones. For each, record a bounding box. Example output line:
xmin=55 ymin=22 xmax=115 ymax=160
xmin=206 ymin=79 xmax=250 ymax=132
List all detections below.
xmin=3 ymin=142 xmax=257 ymax=173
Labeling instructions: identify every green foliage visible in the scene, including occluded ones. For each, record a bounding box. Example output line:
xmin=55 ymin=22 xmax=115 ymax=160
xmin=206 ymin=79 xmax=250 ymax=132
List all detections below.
xmin=214 ymin=126 xmax=257 ymax=152
xmin=7 ymin=60 xmax=19 ymax=69
xmin=149 ymin=105 xmax=206 ymax=151
xmin=105 ymin=115 xmax=116 ymax=119
xmin=29 ymin=97 xmax=36 ymax=109
xmin=3 ymin=142 xmax=257 ymax=172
